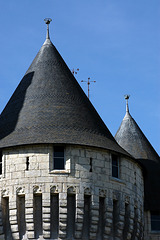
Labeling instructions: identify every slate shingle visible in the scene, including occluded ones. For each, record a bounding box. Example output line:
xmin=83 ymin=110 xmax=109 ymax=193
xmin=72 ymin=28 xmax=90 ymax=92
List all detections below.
xmin=0 ymin=38 xmax=128 ymax=155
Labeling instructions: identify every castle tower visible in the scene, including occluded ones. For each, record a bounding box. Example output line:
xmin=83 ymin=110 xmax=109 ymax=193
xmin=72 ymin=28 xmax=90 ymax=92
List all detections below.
xmin=115 ymin=96 xmax=160 ymax=240
xmin=0 ymin=20 xmax=144 ymax=240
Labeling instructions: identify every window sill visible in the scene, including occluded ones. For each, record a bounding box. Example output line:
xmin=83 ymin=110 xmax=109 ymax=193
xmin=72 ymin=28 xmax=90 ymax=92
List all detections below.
xmin=110 ymin=176 xmax=126 ymax=185
xmin=50 ymin=169 xmax=70 ymax=174
xmin=150 ymin=231 xmax=160 ymax=234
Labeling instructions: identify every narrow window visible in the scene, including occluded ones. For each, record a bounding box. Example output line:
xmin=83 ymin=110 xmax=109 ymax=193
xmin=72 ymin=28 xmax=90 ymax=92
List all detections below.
xmin=89 ymin=158 xmax=92 ymax=172
xmin=51 ymin=194 xmax=59 ymax=239
xmin=67 ymin=194 xmax=75 ymax=238
xmin=17 ymin=195 xmax=26 ymax=239
xmin=97 ymin=197 xmax=105 ymax=238
xmin=2 ymin=197 xmax=12 ymax=240
xmin=112 ymin=154 xmax=119 ymax=178
xmin=54 ymin=146 xmax=65 ymax=170
xmin=82 ymin=195 xmax=91 ymax=239
xmin=26 ymin=157 xmax=29 ymax=171
xmin=151 ymin=211 xmax=160 ymax=231
xmin=0 ymin=151 xmax=2 ymax=175
xmin=113 ymin=200 xmax=118 ymax=237
xmin=34 ymin=195 xmax=42 ymax=239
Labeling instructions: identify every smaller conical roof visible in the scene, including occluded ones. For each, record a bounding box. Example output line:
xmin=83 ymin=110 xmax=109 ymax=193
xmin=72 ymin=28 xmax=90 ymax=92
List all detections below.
xmin=115 ymin=96 xmax=160 ymax=211
xmin=115 ymin=97 xmax=159 ymax=162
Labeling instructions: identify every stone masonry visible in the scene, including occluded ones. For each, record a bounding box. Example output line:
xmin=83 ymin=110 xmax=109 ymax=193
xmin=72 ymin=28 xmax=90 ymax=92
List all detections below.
xmin=0 ymin=144 xmax=144 ymax=239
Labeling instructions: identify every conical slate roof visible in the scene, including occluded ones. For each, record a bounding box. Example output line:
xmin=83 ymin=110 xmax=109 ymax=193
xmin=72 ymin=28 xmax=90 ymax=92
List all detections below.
xmin=115 ymin=97 xmax=160 ymax=210
xmin=0 ymin=23 xmax=127 ymax=155
xmin=115 ymin=98 xmax=159 ymax=162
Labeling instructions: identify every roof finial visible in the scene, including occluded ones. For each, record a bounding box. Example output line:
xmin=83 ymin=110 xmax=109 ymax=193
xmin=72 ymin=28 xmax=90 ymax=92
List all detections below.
xmin=124 ymin=94 xmax=130 ymax=113
xmin=44 ymin=18 xmax=52 ymax=40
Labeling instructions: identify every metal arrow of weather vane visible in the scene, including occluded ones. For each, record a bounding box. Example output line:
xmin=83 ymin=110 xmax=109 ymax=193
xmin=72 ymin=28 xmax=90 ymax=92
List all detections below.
xmin=81 ymin=78 xmax=96 ymax=99
xmin=71 ymin=69 xmax=96 ymax=99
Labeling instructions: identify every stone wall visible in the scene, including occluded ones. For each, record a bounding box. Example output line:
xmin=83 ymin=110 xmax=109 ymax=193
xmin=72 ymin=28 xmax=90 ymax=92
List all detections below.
xmin=0 ymin=144 xmax=144 ymax=240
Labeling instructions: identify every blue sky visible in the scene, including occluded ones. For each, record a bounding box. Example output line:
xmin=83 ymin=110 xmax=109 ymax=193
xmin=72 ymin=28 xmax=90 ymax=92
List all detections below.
xmin=0 ymin=1 xmax=159 ymax=155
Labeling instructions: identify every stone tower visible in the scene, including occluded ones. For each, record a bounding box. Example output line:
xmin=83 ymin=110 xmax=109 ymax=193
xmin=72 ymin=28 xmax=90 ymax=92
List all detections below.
xmin=0 ymin=20 xmax=144 ymax=239
xmin=115 ymin=96 xmax=160 ymax=240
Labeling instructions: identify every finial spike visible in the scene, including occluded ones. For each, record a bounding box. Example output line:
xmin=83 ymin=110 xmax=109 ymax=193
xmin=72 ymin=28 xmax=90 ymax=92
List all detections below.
xmin=124 ymin=94 xmax=130 ymax=113
xmin=44 ymin=18 xmax=52 ymax=40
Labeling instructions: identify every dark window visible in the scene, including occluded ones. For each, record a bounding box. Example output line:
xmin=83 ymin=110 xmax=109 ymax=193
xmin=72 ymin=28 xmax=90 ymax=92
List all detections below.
xmin=97 ymin=197 xmax=105 ymax=238
xmin=113 ymin=200 xmax=119 ymax=237
xmin=82 ymin=195 xmax=91 ymax=239
xmin=0 ymin=151 xmax=2 ymax=175
xmin=112 ymin=154 xmax=119 ymax=178
xmin=89 ymin=158 xmax=92 ymax=172
xmin=67 ymin=194 xmax=75 ymax=238
xmin=54 ymin=146 xmax=65 ymax=170
xmin=34 ymin=195 xmax=42 ymax=238
xmin=17 ymin=195 xmax=26 ymax=239
xmin=50 ymin=194 xmax=59 ymax=239
xmin=2 ymin=197 xmax=12 ymax=239
xmin=26 ymin=157 xmax=29 ymax=171
xmin=151 ymin=211 xmax=160 ymax=231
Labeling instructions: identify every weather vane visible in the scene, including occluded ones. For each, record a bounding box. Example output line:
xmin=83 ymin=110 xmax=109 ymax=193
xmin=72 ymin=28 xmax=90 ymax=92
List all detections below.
xmin=72 ymin=68 xmax=79 ymax=76
xmin=81 ymin=77 xmax=96 ymax=99
xmin=44 ymin=18 xmax=52 ymax=39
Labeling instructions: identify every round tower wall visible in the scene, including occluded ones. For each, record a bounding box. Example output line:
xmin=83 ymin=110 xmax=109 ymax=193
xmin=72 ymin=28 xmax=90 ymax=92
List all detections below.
xmin=0 ymin=144 xmax=144 ymax=240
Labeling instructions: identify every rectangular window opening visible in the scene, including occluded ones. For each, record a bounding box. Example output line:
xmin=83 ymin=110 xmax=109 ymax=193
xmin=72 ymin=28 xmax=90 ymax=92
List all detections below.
xmin=112 ymin=154 xmax=119 ymax=178
xmin=89 ymin=158 xmax=92 ymax=172
xmin=113 ymin=200 xmax=119 ymax=237
xmin=151 ymin=211 xmax=160 ymax=231
xmin=67 ymin=194 xmax=75 ymax=238
xmin=26 ymin=157 xmax=29 ymax=171
xmin=82 ymin=195 xmax=91 ymax=239
xmin=97 ymin=197 xmax=105 ymax=239
xmin=33 ymin=194 xmax=42 ymax=239
xmin=53 ymin=146 xmax=65 ymax=170
xmin=50 ymin=194 xmax=59 ymax=239
xmin=17 ymin=195 xmax=26 ymax=239
xmin=2 ymin=197 xmax=12 ymax=240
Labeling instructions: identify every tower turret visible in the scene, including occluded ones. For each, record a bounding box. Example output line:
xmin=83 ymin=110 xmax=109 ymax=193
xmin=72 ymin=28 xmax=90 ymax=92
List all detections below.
xmin=115 ymin=96 xmax=160 ymax=238
xmin=0 ymin=21 xmax=144 ymax=240
xmin=115 ymin=96 xmax=159 ymax=161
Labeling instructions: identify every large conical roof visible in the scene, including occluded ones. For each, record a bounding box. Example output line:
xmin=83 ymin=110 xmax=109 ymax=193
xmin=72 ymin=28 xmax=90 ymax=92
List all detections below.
xmin=0 ymin=23 xmax=127 ymax=155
